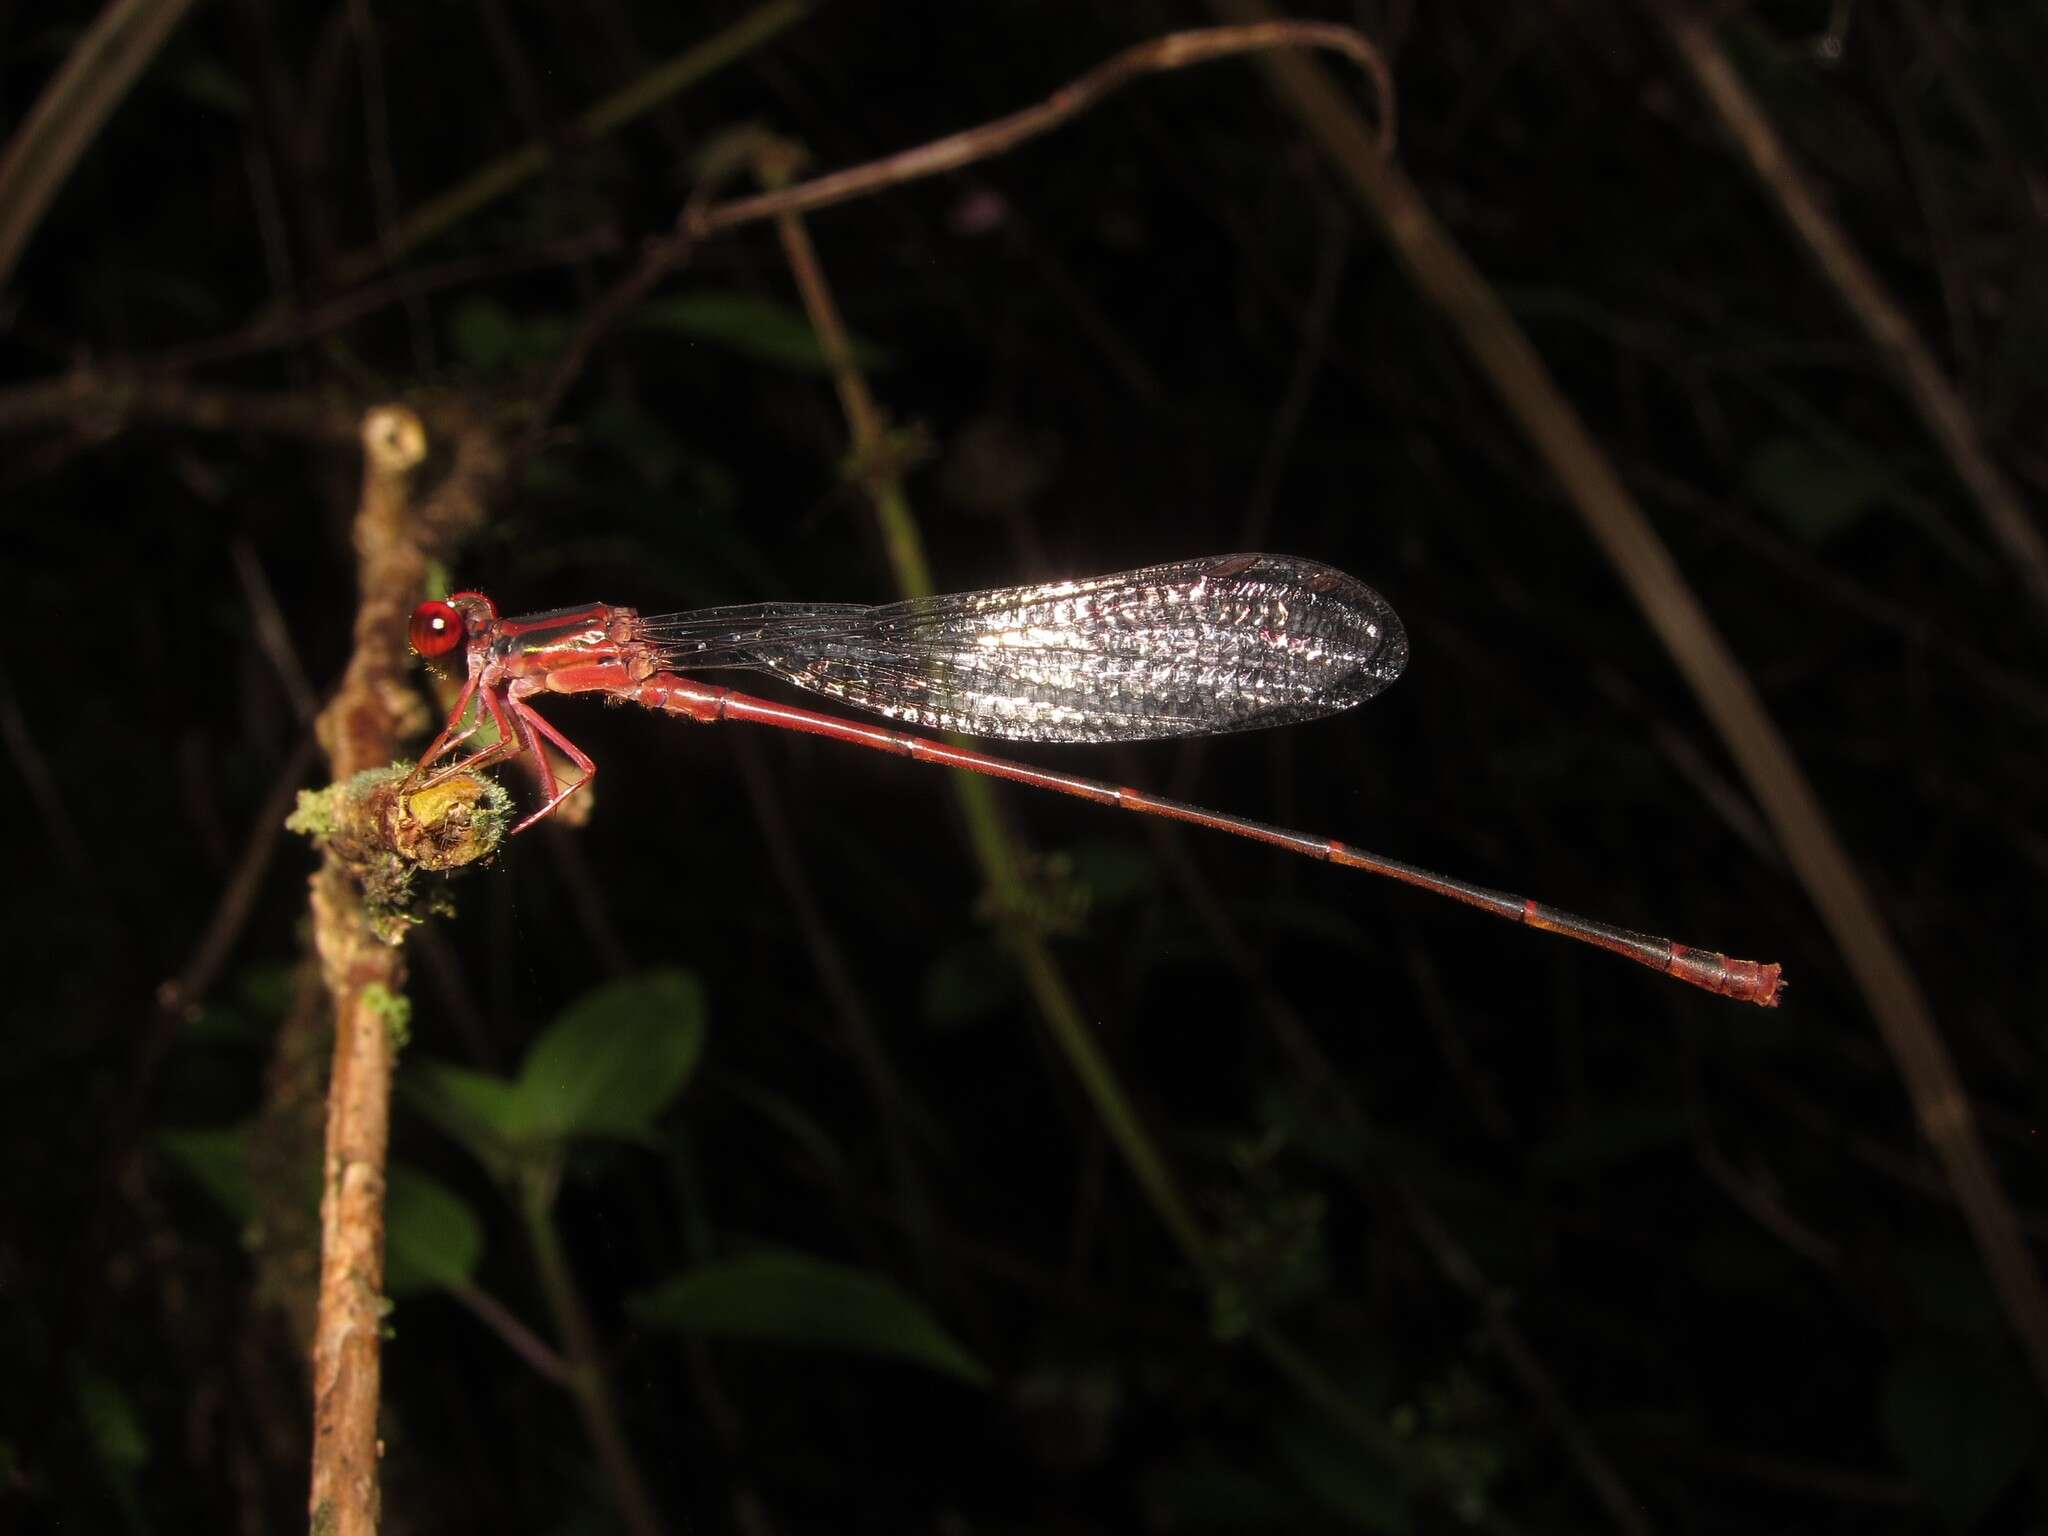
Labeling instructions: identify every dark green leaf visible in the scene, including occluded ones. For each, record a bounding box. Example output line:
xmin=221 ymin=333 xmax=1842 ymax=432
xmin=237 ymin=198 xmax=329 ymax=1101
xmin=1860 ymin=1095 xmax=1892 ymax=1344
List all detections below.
xmin=159 ymin=1126 xmax=253 ymax=1224
xmin=70 ymin=1365 xmax=149 ymax=1474
xmin=385 ymin=1165 xmax=485 ymax=1295
xmin=518 ymin=970 xmax=706 ymax=1142
xmin=451 ymin=298 xmax=520 ymax=373
xmin=170 ymin=52 xmax=252 ymax=117
xmin=631 ymin=1250 xmax=987 ymax=1385
xmin=920 ymin=939 xmax=1016 ymax=1029
xmin=1530 ymin=1105 xmax=1689 ymax=1179
xmin=1272 ymin=1415 xmax=1412 ymax=1532
xmin=1745 ymin=438 xmax=1893 ymax=545
xmin=584 ymin=394 xmax=691 ymax=490
xmin=1881 ymin=1345 xmax=2037 ymax=1530
xmin=404 ymin=1060 xmax=533 ymax=1181
xmin=1896 ymin=1245 xmax=2007 ymax=1340
xmin=1141 ymin=1450 xmax=1313 ymax=1529
xmin=1067 ymin=840 xmax=1158 ymax=911
xmin=449 ymin=299 xmax=571 ymax=375
xmin=633 ymin=293 xmax=889 ymax=373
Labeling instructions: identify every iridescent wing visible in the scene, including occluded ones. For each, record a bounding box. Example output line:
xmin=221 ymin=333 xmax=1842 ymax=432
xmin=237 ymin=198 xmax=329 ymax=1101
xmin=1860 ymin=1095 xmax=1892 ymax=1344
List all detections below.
xmin=635 ymin=553 xmax=1406 ymax=744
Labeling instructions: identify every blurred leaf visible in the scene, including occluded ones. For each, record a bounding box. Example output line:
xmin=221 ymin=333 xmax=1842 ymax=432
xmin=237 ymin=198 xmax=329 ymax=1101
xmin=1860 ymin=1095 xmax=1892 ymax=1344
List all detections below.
xmin=1067 ymin=840 xmax=1157 ymax=911
xmin=119 ymin=269 xmax=224 ymax=326
xmin=1686 ymin=1227 xmax=1808 ymax=1302
xmin=407 ymin=971 xmax=704 ymax=1173
xmin=70 ymin=1364 xmax=148 ymax=1475
xmin=631 ymin=1250 xmax=987 ymax=1385
xmin=169 ymin=51 xmax=250 ymax=117
xmin=451 ymin=298 xmax=519 ymax=372
xmin=385 ymin=1165 xmax=484 ymax=1296
xmin=1141 ymin=1450 xmax=1312 ymax=1529
xmin=1881 ymin=1345 xmax=2036 ymax=1530
xmin=921 ymin=939 xmax=1016 ymax=1029
xmin=1744 ymin=438 xmax=1893 ymax=545
xmin=584 ymin=393 xmax=693 ymax=490
xmin=238 ymin=964 xmax=299 ymax=1022
xmin=1896 ymin=1245 xmax=2007 ymax=1341
xmin=159 ymin=1125 xmax=252 ymax=1224
xmin=518 ymin=970 xmax=706 ymax=1143
xmin=449 ymin=297 xmax=572 ymax=374
xmin=1240 ymin=896 xmax=1377 ymax=956
xmin=1530 ymin=1105 xmax=1688 ymax=1179
xmin=1272 ymin=1416 xmax=1411 ymax=1532
xmin=405 ymin=1060 xmax=533 ymax=1182
xmin=1209 ymin=1191 xmax=1328 ymax=1341
xmin=634 ymin=292 xmax=889 ymax=373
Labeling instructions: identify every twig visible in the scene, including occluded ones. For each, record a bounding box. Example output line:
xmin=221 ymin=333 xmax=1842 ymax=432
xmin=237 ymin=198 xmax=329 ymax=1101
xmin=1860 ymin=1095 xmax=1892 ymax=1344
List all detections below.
xmin=231 ymin=538 xmax=322 ymax=725
xmin=773 ymin=169 xmax=1426 ymax=1485
xmin=1646 ymin=0 xmax=2048 ymax=613
xmin=156 ymin=732 xmax=322 ymax=1022
xmin=1396 ymin=1190 xmax=1655 ymax=1536
xmin=305 ymin=405 xmax=493 ymax=1535
xmin=0 ymin=369 xmax=356 ymax=441
xmin=145 ymin=228 xmax=622 ymax=372
xmin=326 ymin=0 xmax=814 ymax=287
xmin=0 ymin=0 xmax=202 ymax=285
xmin=1168 ymin=210 xmax=1348 ymax=795
xmin=727 ymin=728 xmax=941 ymax=1264
xmin=345 ymin=0 xmax=433 ymax=371
xmin=692 ymin=23 xmax=1392 ymax=241
xmin=448 ymin=1282 xmax=569 ymax=1388
xmin=1626 ymin=460 xmax=2048 ymax=727
xmin=1243 ymin=211 xmax=1350 ymax=546
xmin=1869 ymin=19 xmax=1978 ymax=394
xmin=525 ymin=229 xmax=696 ymax=449
xmin=1207 ymin=0 xmax=2048 ymax=1401
xmin=1128 ymin=770 xmax=1643 ymax=1531
xmin=528 ymin=21 xmax=1395 ymax=445
xmin=520 ymin=1176 xmax=669 ymax=1536
xmin=0 ymin=659 xmax=95 ymax=890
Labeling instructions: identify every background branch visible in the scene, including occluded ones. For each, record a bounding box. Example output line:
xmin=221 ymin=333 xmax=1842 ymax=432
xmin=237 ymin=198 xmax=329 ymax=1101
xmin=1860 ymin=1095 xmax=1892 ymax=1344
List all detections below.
xmin=0 ymin=0 xmax=201 ymax=286
xmin=1648 ymin=0 xmax=2048 ymax=612
xmin=1205 ymin=0 xmax=2048 ymax=1398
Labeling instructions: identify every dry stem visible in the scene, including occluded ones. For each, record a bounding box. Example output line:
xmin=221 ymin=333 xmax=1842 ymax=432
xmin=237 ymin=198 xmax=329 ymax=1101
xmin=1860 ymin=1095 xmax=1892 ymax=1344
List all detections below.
xmin=305 ymin=405 xmax=494 ymax=1534
xmin=0 ymin=0 xmax=201 ymax=285
xmin=1648 ymin=0 xmax=2048 ymax=613
xmin=1204 ymin=0 xmax=2048 ymax=1400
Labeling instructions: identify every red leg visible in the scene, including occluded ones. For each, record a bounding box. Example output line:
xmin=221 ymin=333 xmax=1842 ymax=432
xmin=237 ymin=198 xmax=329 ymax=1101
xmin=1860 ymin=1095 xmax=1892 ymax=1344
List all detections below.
xmin=404 ymin=673 xmax=483 ymax=789
xmin=505 ymin=696 xmax=597 ymax=833
xmin=404 ymin=680 xmax=527 ymax=802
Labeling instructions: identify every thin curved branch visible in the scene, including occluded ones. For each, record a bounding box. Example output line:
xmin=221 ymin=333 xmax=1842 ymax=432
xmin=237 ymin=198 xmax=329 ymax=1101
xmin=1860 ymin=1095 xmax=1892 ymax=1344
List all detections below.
xmin=689 ymin=22 xmax=1394 ymax=240
xmin=529 ymin=21 xmax=1394 ymax=446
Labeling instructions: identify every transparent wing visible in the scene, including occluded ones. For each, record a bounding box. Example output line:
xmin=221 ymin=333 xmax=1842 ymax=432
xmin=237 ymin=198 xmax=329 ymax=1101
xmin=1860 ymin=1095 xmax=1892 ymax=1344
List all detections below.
xmin=635 ymin=553 xmax=1407 ymax=743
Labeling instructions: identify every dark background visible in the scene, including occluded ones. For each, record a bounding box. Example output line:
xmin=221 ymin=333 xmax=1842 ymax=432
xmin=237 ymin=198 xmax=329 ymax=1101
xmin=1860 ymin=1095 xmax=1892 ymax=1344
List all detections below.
xmin=4 ymin=1 xmax=2046 ymax=1531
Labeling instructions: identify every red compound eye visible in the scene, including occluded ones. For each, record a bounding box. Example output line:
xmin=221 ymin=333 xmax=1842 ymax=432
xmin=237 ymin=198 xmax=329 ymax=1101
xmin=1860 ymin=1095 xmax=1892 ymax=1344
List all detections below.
xmin=408 ymin=600 xmax=465 ymax=658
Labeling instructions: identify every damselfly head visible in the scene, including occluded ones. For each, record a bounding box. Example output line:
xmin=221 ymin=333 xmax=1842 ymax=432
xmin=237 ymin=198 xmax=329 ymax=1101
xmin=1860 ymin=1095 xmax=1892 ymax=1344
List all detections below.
xmin=408 ymin=600 xmax=465 ymax=659
xmin=409 ymin=591 xmax=499 ymax=661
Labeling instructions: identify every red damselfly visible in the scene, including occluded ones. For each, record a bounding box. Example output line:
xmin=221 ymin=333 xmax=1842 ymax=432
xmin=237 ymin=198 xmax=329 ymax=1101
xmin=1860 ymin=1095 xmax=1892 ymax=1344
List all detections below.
xmin=402 ymin=553 xmax=1783 ymax=1006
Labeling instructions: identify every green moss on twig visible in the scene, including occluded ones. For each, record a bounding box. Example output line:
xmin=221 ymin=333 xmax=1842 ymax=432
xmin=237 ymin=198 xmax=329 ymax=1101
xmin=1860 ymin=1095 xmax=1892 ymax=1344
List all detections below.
xmin=289 ymin=764 xmax=510 ymax=942
xmin=360 ymin=983 xmax=413 ymax=1052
